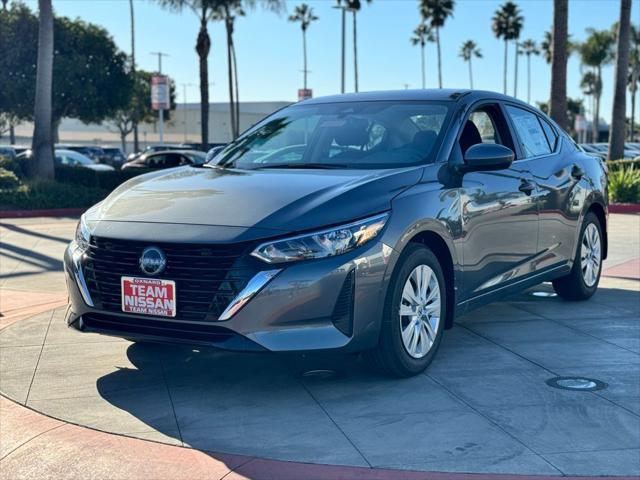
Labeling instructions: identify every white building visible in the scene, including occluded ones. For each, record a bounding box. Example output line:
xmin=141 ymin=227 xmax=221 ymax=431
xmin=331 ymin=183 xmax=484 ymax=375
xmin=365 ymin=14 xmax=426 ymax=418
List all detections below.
xmin=11 ymin=101 xmax=291 ymax=153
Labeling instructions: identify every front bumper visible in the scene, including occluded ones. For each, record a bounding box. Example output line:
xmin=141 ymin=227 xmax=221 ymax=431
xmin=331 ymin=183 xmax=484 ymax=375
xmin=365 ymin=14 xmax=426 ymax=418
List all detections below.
xmin=64 ymin=238 xmax=397 ymax=353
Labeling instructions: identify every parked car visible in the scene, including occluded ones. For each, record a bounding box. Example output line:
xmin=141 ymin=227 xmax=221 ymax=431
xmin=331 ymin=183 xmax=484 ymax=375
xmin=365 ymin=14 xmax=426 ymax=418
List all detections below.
xmin=101 ymin=147 xmax=127 ymax=167
xmin=55 ymin=149 xmax=115 ymax=171
xmin=121 ymin=150 xmax=206 ymax=171
xmin=180 ymin=142 xmax=226 ymax=152
xmin=0 ymin=146 xmax=17 ymax=160
xmin=10 ymin=145 xmax=31 ymax=155
xmin=56 ymin=145 xmax=107 ymax=164
xmin=588 ymin=143 xmax=637 ymax=160
xmin=65 ymin=89 xmax=608 ymax=377
xmin=579 ymin=144 xmax=607 ymax=161
xmin=126 ymin=144 xmax=194 ymax=162
xmin=625 ymin=142 xmax=640 ymax=152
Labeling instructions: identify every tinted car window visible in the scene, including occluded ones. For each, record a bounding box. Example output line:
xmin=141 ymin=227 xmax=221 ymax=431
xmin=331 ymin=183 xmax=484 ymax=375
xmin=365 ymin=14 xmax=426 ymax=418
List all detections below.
xmin=215 ymin=101 xmax=453 ymax=170
xmin=540 ymin=119 xmax=558 ymax=151
xmin=505 ymin=105 xmax=552 ymax=158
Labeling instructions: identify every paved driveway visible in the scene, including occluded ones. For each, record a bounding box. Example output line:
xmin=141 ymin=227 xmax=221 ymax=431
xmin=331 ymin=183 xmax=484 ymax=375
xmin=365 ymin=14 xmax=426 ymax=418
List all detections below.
xmin=0 ymin=214 xmax=638 ymax=477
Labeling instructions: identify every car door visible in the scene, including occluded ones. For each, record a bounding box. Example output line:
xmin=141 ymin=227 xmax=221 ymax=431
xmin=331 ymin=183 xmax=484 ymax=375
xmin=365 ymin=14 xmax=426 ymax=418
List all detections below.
xmin=508 ymin=107 xmax=584 ymax=271
xmin=457 ymin=102 xmax=539 ymax=301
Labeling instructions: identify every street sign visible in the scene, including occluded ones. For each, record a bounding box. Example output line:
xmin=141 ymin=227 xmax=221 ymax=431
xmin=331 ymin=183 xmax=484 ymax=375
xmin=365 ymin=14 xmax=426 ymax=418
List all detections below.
xmin=151 ymin=75 xmax=170 ymax=110
xmin=574 ymin=114 xmax=587 ymax=132
xmin=298 ymin=88 xmax=313 ymax=101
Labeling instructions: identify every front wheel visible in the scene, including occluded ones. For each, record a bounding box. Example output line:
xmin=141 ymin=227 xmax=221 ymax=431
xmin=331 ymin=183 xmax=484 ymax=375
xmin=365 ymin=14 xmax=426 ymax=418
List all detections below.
xmin=552 ymin=212 xmax=603 ymax=300
xmin=366 ymin=244 xmax=446 ymax=377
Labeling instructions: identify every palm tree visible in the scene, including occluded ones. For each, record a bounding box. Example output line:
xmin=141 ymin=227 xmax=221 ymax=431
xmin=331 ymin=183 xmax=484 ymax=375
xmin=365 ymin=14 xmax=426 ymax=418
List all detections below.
xmin=519 ymin=39 xmax=539 ymax=104
xmin=31 ymin=0 xmax=54 ymax=179
xmin=580 ymin=28 xmax=614 ymax=142
xmin=628 ymin=25 xmax=639 ymax=141
xmin=214 ymin=0 xmax=282 ymax=139
xmin=541 ymin=30 xmax=553 ymax=64
xmin=155 ymin=0 xmax=217 ymax=149
xmin=492 ymin=1 xmax=523 ymax=95
xmin=289 ymin=4 xmax=318 ymax=91
xmin=549 ymin=0 xmax=568 ymax=131
xmin=410 ymin=23 xmax=434 ymax=89
xmin=129 ymin=0 xmax=140 ymax=153
xmin=459 ymin=40 xmax=482 ymax=89
xmin=336 ymin=0 xmax=371 ymax=93
xmin=419 ymin=0 xmax=455 ymax=89
xmin=608 ymin=0 xmax=632 ymax=160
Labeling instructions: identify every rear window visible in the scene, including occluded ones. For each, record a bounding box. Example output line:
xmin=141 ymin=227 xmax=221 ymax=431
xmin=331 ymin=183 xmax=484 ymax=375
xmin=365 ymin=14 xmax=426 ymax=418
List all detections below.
xmin=505 ymin=105 xmax=552 ymax=158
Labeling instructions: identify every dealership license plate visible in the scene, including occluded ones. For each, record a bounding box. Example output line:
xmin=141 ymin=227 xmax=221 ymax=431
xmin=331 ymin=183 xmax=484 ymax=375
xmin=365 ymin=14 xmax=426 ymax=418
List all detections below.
xmin=121 ymin=276 xmax=176 ymax=317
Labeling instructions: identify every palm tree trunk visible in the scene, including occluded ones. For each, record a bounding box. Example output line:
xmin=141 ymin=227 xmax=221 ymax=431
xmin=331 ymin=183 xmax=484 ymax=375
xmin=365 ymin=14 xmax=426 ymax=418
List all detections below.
xmin=527 ymin=54 xmax=531 ymax=104
xmin=31 ymin=0 xmax=54 ymax=180
xmin=503 ymin=39 xmax=508 ymax=94
xmin=608 ymin=0 xmax=631 ymax=160
xmin=549 ymin=0 xmax=568 ymax=131
xmin=631 ymin=87 xmax=637 ymax=141
xmin=514 ymin=42 xmax=519 ymax=97
xmin=9 ymin=124 xmax=15 ymax=145
xmin=232 ymin=41 xmax=240 ymax=137
xmin=225 ymin=17 xmax=237 ymax=140
xmin=353 ymin=10 xmax=358 ymax=93
xmin=302 ymin=28 xmax=308 ymax=90
xmin=436 ymin=26 xmax=442 ymax=88
xmin=340 ymin=8 xmax=345 ymax=93
xmin=468 ymin=58 xmax=473 ymax=89
xmin=594 ymin=67 xmax=601 ymax=143
xmin=420 ymin=43 xmax=426 ymax=89
xmin=129 ymin=0 xmax=139 ymax=153
xmin=196 ymin=13 xmax=210 ymax=150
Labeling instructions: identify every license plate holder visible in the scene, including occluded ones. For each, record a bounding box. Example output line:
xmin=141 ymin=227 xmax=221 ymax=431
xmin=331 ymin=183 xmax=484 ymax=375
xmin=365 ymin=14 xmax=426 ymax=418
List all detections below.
xmin=121 ymin=276 xmax=176 ymax=318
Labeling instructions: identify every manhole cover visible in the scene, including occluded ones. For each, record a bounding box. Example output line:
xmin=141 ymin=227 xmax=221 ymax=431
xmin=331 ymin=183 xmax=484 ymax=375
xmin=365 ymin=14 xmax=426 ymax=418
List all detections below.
xmin=530 ymin=291 xmax=558 ymax=298
xmin=546 ymin=376 xmax=607 ymax=391
xmin=301 ymin=369 xmax=338 ymax=379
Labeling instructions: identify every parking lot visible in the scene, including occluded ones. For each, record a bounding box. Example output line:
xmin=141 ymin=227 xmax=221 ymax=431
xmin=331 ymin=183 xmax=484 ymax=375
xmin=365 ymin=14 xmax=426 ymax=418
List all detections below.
xmin=0 ymin=214 xmax=638 ymax=478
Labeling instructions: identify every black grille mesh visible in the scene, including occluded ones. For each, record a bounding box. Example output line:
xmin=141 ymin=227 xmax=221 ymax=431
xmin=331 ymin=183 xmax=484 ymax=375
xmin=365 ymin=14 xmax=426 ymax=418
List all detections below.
xmin=82 ymin=237 xmax=256 ymax=322
xmin=331 ymin=270 xmax=355 ymax=336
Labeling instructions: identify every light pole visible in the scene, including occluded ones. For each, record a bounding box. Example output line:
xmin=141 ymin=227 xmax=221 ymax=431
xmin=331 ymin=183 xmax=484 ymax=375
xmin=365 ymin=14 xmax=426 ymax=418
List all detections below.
xmin=180 ymin=83 xmax=194 ymax=142
xmin=151 ymin=51 xmax=169 ymax=143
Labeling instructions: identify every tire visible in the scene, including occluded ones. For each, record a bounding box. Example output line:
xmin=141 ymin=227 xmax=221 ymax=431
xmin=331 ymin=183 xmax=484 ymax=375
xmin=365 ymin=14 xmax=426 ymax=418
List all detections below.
xmin=366 ymin=243 xmax=447 ymax=377
xmin=552 ymin=212 xmax=603 ymax=300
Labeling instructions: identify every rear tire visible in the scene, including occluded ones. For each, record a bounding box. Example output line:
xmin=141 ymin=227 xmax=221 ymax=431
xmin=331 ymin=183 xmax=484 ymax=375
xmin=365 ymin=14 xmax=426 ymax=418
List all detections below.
xmin=366 ymin=244 xmax=446 ymax=377
xmin=552 ymin=212 xmax=603 ymax=300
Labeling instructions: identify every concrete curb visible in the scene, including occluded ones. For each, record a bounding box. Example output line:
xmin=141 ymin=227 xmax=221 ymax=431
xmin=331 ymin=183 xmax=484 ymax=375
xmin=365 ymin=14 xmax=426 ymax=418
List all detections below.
xmin=609 ymin=203 xmax=640 ymax=214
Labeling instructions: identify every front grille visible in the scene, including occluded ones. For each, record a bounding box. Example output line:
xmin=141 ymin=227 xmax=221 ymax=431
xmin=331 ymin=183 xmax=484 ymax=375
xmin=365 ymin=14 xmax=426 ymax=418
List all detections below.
xmin=83 ymin=237 xmax=257 ymax=322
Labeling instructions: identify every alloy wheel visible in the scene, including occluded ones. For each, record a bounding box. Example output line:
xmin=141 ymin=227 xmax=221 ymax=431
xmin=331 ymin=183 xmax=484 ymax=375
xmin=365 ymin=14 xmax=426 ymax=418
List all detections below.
xmin=399 ymin=264 xmax=441 ymax=359
xmin=581 ymin=223 xmax=601 ymax=287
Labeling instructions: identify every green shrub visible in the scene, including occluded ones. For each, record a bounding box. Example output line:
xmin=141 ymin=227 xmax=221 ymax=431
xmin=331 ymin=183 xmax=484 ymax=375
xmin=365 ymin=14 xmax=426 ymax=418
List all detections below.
xmin=0 ymin=180 xmax=108 ymax=210
xmin=0 ymin=155 xmax=24 ymax=178
xmin=609 ymin=164 xmax=640 ymax=204
xmin=54 ymin=165 xmax=143 ymax=190
xmin=0 ymin=167 xmax=21 ymax=190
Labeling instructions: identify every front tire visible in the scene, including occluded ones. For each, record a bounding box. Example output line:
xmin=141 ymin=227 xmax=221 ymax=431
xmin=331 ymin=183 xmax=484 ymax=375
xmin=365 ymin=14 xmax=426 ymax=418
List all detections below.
xmin=552 ymin=212 xmax=603 ymax=300
xmin=367 ymin=244 xmax=446 ymax=377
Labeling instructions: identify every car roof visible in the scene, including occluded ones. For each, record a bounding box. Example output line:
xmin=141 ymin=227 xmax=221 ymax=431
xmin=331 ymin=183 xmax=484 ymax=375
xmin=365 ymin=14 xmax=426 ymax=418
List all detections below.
xmin=298 ymin=89 xmax=528 ymax=107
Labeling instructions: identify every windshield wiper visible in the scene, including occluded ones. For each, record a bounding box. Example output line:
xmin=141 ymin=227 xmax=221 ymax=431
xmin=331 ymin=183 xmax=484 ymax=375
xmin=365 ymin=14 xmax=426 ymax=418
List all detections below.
xmin=254 ymin=163 xmax=349 ymax=170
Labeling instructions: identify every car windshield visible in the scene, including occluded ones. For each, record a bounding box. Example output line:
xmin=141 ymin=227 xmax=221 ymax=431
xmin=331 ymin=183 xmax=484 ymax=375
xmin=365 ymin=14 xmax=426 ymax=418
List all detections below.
xmin=56 ymin=150 xmax=94 ymax=166
xmin=213 ymin=101 xmax=453 ymax=170
xmin=183 ymin=151 xmax=207 ymax=164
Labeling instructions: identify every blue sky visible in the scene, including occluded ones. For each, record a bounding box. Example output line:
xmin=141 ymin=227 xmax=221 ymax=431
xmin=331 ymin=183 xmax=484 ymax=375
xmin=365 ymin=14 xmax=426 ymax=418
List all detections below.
xmin=28 ymin=0 xmax=640 ymax=122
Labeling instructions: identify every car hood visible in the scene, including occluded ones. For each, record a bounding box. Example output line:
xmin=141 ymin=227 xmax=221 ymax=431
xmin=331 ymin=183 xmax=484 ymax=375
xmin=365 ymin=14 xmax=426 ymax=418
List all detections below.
xmin=91 ymin=165 xmax=422 ymax=236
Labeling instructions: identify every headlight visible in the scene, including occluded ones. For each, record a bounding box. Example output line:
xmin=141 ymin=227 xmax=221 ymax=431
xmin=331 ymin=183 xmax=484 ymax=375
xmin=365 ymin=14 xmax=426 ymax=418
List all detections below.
xmin=251 ymin=213 xmax=389 ymax=264
xmin=74 ymin=215 xmax=91 ymax=251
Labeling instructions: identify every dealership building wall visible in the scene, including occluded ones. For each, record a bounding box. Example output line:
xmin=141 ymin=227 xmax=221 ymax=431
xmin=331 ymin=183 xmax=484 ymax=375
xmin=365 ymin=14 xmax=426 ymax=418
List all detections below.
xmin=9 ymin=101 xmax=291 ymax=153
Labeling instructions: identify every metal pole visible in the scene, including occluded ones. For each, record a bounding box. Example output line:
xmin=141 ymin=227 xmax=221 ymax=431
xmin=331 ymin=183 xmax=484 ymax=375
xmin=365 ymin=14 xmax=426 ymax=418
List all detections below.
xmin=341 ymin=8 xmax=345 ymax=93
xmin=151 ymin=51 xmax=169 ymax=143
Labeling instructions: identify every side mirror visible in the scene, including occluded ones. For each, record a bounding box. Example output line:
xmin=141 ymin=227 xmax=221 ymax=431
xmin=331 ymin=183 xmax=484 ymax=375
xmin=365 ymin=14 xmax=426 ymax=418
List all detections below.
xmin=459 ymin=143 xmax=514 ymax=173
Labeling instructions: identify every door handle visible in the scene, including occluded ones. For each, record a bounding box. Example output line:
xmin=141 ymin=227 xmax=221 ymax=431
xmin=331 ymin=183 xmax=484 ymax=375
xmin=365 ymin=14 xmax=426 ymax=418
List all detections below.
xmin=519 ymin=179 xmax=535 ymax=195
xmin=571 ymin=164 xmax=585 ymax=180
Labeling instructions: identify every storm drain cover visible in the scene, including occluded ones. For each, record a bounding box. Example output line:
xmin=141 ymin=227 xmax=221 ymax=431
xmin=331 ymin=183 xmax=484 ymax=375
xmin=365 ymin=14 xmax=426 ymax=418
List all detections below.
xmin=530 ymin=291 xmax=558 ymax=298
xmin=546 ymin=376 xmax=607 ymax=391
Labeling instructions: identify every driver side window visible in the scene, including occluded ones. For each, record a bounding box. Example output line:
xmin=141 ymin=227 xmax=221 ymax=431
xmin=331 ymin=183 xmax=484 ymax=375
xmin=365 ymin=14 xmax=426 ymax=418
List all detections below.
xmin=458 ymin=105 xmax=515 ymax=155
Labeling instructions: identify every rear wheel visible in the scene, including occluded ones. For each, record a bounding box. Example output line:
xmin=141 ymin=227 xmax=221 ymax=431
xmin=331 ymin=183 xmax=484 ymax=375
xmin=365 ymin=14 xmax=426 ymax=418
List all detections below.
xmin=552 ymin=212 xmax=603 ymax=300
xmin=367 ymin=244 xmax=446 ymax=377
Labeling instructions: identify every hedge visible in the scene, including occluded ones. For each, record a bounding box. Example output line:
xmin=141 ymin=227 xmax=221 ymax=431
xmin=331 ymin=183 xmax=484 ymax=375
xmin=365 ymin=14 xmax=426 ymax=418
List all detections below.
xmin=0 ymin=180 xmax=109 ymax=210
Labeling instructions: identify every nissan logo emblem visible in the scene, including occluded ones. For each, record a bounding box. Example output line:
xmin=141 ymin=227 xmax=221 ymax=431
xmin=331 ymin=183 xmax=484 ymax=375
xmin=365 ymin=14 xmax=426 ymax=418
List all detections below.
xmin=139 ymin=246 xmax=167 ymax=276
